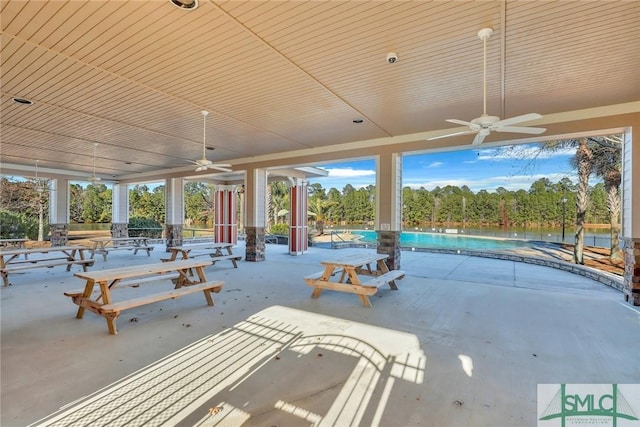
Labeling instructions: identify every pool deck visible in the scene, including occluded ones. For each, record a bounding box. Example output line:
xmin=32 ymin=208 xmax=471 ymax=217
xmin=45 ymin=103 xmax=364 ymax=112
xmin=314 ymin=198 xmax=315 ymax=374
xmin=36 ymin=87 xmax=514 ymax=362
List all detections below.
xmin=1 ymin=242 xmax=638 ymax=426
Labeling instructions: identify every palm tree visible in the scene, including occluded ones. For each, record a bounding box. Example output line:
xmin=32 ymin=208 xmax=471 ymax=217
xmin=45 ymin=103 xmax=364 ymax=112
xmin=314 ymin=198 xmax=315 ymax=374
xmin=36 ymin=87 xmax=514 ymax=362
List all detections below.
xmin=268 ymin=181 xmax=289 ymax=228
xmin=571 ymin=138 xmax=593 ymax=264
xmin=540 ymin=135 xmax=621 ymax=264
xmin=308 ymin=196 xmax=336 ymax=235
xmin=590 ymin=135 xmax=623 ymax=261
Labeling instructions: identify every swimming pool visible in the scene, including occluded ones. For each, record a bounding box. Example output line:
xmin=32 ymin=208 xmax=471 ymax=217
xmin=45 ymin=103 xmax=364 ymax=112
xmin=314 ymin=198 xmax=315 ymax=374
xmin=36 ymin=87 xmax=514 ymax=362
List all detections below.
xmin=351 ymin=230 xmax=532 ymax=251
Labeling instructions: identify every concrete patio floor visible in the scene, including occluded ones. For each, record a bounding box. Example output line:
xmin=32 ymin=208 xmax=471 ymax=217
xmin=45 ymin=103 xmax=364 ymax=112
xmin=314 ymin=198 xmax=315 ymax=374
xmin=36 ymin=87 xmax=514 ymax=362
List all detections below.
xmin=1 ymin=242 xmax=639 ymax=426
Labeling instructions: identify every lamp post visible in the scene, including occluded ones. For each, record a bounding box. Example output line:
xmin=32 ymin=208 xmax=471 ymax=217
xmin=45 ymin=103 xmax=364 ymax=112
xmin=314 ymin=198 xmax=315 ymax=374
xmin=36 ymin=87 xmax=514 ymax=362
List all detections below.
xmin=561 ymin=197 xmax=567 ymax=242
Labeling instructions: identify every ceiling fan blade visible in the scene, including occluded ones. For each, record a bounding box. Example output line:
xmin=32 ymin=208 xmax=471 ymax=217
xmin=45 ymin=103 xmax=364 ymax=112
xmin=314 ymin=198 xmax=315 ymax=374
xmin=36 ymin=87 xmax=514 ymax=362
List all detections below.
xmin=472 ymin=132 xmax=488 ymax=146
xmin=446 ymin=119 xmax=475 ymax=127
xmin=209 ymin=165 xmax=233 ymax=172
xmin=195 ymin=166 xmax=206 ymax=172
xmin=493 ymin=113 xmax=542 ymax=127
xmin=427 ymin=130 xmax=478 ymax=141
xmin=496 ymin=126 xmax=546 ymax=135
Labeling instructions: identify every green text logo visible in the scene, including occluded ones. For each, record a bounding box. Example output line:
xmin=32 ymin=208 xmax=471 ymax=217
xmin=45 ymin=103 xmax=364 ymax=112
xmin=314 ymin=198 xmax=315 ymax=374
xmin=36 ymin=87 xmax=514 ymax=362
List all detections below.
xmin=538 ymin=384 xmax=639 ymax=427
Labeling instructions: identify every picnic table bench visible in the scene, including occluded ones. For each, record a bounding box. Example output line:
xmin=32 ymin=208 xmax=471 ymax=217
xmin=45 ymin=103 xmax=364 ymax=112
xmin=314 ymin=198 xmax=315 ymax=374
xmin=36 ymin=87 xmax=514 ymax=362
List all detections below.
xmin=164 ymin=242 xmax=241 ymax=268
xmin=0 ymin=245 xmax=93 ymax=286
xmin=0 ymin=238 xmax=28 ymax=249
xmin=66 ymin=259 xmax=222 ymax=334
xmin=304 ymin=252 xmax=404 ymax=307
xmin=89 ymin=237 xmax=153 ymax=261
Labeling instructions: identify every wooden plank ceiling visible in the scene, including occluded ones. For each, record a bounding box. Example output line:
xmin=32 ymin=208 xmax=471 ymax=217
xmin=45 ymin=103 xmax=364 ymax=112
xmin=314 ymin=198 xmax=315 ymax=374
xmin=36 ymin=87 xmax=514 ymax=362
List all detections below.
xmin=0 ymin=0 xmax=638 ymax=181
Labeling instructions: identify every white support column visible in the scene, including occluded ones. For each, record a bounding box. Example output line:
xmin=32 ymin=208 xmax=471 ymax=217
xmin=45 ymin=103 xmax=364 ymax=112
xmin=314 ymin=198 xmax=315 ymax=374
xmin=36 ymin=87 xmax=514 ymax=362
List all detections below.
xmin=244 ymin=168 xmax=267 ymax=261
xmin=111 ymin=183 xmax=129 ymax=238
xmin=375 ymin=152 xmax=403 ymax=270
xmin=49 ymin=178 xmax=69 ymax=246
xmin=621 ymin=125 xmax=640 ymax=305
xmin=214 ymin=185 xmax=238 ymax=244
xmin=288 ymin=178 xmax=308 ymax=256
xmin=165 ymin=177 xmax=184 ymax=249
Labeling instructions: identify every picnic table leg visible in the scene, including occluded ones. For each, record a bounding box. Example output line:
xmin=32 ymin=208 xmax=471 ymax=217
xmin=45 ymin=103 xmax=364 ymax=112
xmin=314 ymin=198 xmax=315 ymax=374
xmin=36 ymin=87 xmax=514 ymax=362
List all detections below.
xmin=104 ymin=312 xmax=119 ymax=335
xmin=203 ymin=289 xmax=215 ymax=306
xmin=65 ymin=250 xmax=75 ymax=271
xmin=311 ymin=287 xmax=323 ymax=298
xmin=1 ymin=271 xmax=9 ymax=287
xmin=358 ymin=294 xmax=372 ymax=308
xmin=310 ymin=265 xmax=335 ymax=298
xmin=76 ymin=280 xmax=96 ymax=319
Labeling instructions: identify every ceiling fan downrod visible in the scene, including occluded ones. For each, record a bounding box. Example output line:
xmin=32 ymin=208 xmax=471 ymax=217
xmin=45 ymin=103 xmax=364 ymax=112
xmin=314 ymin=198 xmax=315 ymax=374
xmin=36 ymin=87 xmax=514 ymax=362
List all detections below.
xmin=478 ymin=27 xmax=493 ymax=117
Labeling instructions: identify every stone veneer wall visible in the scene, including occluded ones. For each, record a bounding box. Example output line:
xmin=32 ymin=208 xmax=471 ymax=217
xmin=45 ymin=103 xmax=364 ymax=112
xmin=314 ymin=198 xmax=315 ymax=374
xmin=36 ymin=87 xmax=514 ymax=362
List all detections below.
xmin=621 ymin=237 xmax=640 ymax=306
xmin=165 ymin=224 xmax=183 ymax=250
xmin=377 ymin=230 xmax=401 ymax=270
xmin=110 ymin=223 xmax=128 ymax=238
xmin=245 ymin=226 xmax=266 ymax=262
xmin=49 ymin=223 xmax=68 ymax=246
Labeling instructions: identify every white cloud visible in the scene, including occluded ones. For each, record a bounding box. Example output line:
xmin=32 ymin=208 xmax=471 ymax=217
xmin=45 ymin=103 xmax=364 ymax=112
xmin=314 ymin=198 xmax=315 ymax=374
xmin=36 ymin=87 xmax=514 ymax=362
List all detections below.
xmin=427 ymin=161 xmax=443 ymax=168
xmin=322 ymin=167 xmax=376 ymax=178
xmin=477 ymin=145 xmax=574 ymax=162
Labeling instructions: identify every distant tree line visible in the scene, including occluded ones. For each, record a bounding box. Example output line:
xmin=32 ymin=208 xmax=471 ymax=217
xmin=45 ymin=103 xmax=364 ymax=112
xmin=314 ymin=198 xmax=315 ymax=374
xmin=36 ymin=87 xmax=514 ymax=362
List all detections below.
xmin=0 ymin=175 xmax=612 ymax=237
xmin=286 ymin=178 xmax=610 ymax=231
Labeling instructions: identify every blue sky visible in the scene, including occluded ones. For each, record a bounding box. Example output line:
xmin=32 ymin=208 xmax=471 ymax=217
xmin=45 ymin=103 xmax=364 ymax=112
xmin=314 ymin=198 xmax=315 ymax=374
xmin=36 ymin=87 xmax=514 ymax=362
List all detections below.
xmin=308 ymin=143 xmax=579 ymax=193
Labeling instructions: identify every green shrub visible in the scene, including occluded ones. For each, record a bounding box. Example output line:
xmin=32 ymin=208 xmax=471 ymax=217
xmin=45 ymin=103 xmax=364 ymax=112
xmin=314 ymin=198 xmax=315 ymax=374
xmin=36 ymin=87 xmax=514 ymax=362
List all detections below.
xmin=0 ymin=210 xmax=40 ymax=239
xmin=128 ymin=217 xmax=163 ymax=238
xmin=269 ymin=223 xmax=289 ymax=236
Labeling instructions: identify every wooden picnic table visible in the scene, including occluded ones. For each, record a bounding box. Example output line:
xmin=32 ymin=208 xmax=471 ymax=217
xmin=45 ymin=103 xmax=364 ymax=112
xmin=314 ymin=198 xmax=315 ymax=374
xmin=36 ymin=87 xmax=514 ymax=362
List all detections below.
xmin=304 ymin=252 xmax=405 ymax=307
xmin=0 ymin=238 xmax=28 ymax=249
xmin=0 ymin=245 xmax=93 ymax=287
xmin=66 ymin=259 xmax=223 ymax=335
xmin=165 ymin=242 xmax=242 ymax=268
xmin=89 ymin=236 xmax=153 ymax=261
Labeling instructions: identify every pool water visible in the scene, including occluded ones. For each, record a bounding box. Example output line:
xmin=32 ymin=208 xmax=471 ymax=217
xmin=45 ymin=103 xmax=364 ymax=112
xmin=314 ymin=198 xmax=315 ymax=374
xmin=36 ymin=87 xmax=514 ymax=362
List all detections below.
xmin=353 ymin=230 xmax=532 ymax=251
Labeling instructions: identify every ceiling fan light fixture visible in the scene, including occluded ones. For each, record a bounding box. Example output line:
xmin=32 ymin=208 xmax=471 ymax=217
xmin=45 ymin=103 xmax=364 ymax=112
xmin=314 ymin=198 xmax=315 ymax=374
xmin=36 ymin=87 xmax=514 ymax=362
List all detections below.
xmin=170 ymin=0 xmax=198 ymax=10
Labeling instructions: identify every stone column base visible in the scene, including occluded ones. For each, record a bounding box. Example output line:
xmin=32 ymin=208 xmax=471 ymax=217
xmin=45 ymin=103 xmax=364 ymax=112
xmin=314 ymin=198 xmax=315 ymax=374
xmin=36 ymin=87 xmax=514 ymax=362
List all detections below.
xmin=377 ymin=230 xmax=401 ymax=270
xmin=111 ymin=223 xmax=128 ymax=238
xmin=49 ymin=223 xmax=68 ymax=246
xmin=621 ymin=237 xmax=640 ymax=306
xmin=165 ymin=224 xmax=183 ymax=251
xmin=245 ymin=226 xmax=265 ymax=262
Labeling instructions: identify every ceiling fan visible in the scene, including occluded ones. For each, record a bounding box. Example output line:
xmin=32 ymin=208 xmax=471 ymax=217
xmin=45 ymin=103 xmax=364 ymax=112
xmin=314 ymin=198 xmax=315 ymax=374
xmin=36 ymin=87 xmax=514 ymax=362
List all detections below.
xmin=33 ymin=160 xmax=50 ymax=193
xmin=190 ymin=110 xmax=232 ymax=172
xmin=88 ymin=143 xmax=102 ymax=184
xmin=428 ymin=27 xmax=546 ymax=146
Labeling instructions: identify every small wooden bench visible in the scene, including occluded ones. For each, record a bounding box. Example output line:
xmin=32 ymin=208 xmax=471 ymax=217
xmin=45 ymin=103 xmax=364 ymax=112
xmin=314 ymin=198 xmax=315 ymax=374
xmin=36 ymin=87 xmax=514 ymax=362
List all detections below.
xmin=99 ymin=281 xmax=223 ymax=314
xmin=90 ymin=237 xmax=153 ymax=261
xmin=304 ymin=268 xmax=344 ymax=281
xmin=165 ymin=243 xmax=242 ymax=268
xmin=210 ymin=254 xmax=242 ymax=267
xmin=361 ymin=270 xmax=405 ymax=290
xmin=1 ymin=246 xmax=93 ymax=286
xmin=64 ymin=273 xmax=181 ymax=297
xmin=91 ymin=245 xmax=154 ymax=261
xmin=4 ymin=258 xmax=94 ymax=273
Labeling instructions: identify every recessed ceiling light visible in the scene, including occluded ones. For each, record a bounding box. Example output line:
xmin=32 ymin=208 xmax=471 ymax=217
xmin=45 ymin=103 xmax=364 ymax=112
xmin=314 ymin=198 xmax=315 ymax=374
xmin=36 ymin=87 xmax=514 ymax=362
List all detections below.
xmin=353 ymin=118 xmax=364 ymax=124
xmin=12 ymin=97 xmax=33 ymax=105
xmin=170 ymin=0 xmax=198 ymax=10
